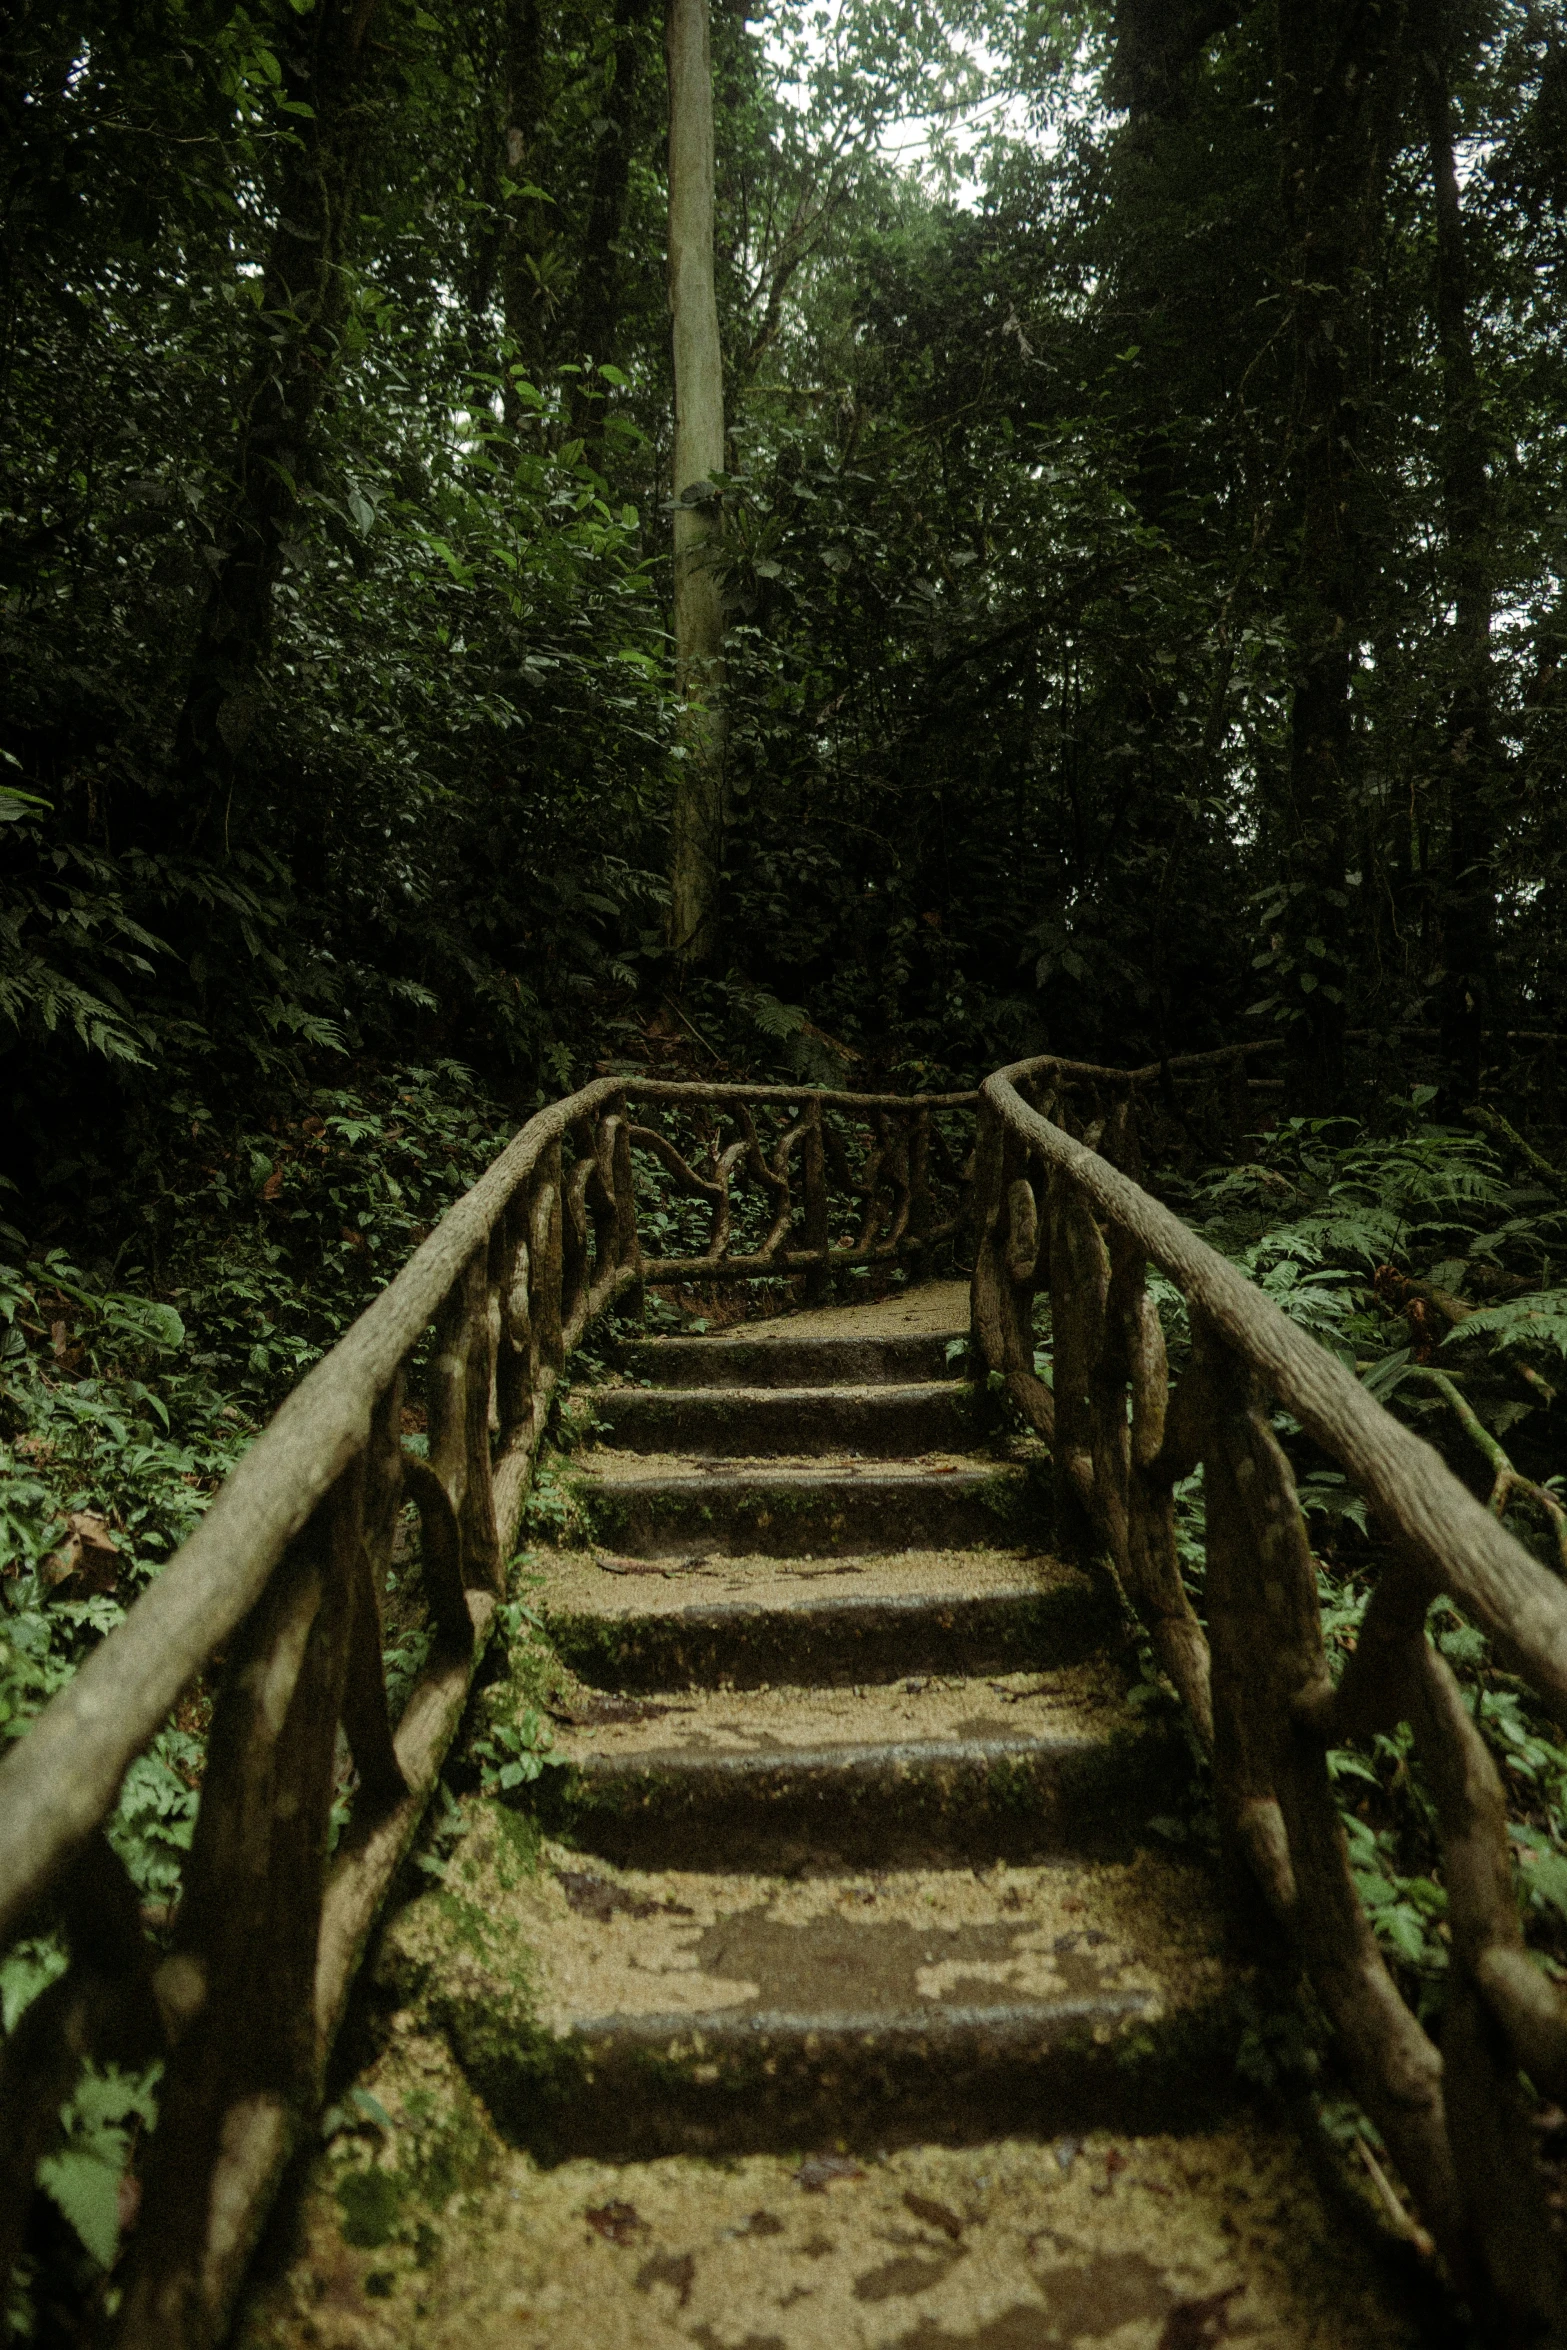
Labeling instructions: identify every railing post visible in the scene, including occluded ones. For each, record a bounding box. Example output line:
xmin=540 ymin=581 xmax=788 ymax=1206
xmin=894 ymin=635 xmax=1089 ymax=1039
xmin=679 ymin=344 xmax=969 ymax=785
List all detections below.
xmin=496 ymin=1191 xmax=532 ymax=1433
xmin=531 ymin=1140 xmax=564 ymax=1383
xmin=1197 ymin=1324 xmax=1466 ymax=2268
xmin=802 ymin=1094 xmax=831 ymax=1306
xmin=1047 ymin=1168 xmax=1109 ymax=1555
xmin=117 ymin=1488 xmax=354 ymax=2349
xmin=460 ymin=1247 xmax=502 ymax=1592
xmin=907 ymin=1104 xmax=934 ymax=1257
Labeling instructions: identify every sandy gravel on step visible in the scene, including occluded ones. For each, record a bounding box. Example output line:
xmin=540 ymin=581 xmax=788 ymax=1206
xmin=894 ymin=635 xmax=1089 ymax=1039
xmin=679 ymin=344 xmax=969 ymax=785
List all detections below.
xmin=741 ymin=1278 xmax=972 ymax=1342
xmin=535 ymin=1545 xmax=1086 ymax=1620
xmin=577 ymin=1448 xmax=1020 ymax=1482
xmin=235 ymin=2026 xmax=1421 ymax=2350
xmin=540 ymin=1661 xmax=1133 ymax=1765
xmin=419 ymin=1829 xmax=1223 ymax=2035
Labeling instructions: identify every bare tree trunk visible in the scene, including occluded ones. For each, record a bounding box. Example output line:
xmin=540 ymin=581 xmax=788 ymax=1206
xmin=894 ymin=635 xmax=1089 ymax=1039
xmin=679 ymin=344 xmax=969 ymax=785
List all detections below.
xmin=1421 ymin=10 xmax=1498 ymax=1107
xmin=665 ymin=0 xmax=726 ymax=970
xmin=175 ymin=0 xmax=384 ymax=802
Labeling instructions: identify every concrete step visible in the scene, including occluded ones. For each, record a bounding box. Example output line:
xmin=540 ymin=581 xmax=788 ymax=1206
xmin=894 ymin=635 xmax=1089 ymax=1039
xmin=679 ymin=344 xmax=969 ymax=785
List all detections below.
xmin=574 ymin=1458 xmax=1035 ymax=1558
xmin=526 ymin=1669 xmax=1177 ymax=1872
xmin=585 ymin=1380 xmax=991 ymax=1458
xmin=538 ymin=1546 xmax=1112 ymax=1691
xmin=381 ymin=1822 xmax=1236 ymax=2164
xmin=238 ymin=2059 xmax=1425 ymax=2348
xmin=620 ymin=1329 xmax=961 ymax=1391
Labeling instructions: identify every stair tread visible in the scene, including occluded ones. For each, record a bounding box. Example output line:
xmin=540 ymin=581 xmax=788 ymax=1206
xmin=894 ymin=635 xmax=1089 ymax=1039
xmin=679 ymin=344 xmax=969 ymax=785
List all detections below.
xmin=403 ymin=1832 xmax=1225 ymax=2043
xmin=698 ymin=1279 xmax=970 ymax=1341
xmin=540 ymin=1543 xmax=1081 ymax=1620
xmin=238 ymin=2116 xmax=1421 ymax=2348
xmin=578 ymin=1452 xmax=1019 ymax=1482
xmin=544 ymin=1664 xmax=1137 ymax=1769
xmin=588 ymin=1378 xmax=969 ymax=1404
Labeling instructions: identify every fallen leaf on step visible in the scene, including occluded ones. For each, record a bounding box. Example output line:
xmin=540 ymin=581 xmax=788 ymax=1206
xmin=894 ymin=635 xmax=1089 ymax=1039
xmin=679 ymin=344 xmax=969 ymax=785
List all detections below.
xmin=595 ymin=1552 xmax=712 ymax=1577
xmin=1157 ymin=2284 xmax=1243 ymax=2347
xmin=549 ymin=1694 xmax=694 ymax=1727
xmin=556 ymin=1869 xmax=694 ymax=1923
xmin=902 ymin=2193 xmax=963 ymax=2240
xmin=586 ymin=2201 xmax=648 ymax=2246
xmin=635 ymin=2249 xmax=695 ymax=2307
xmin=1091 ymin=2146 xmax=1128 ymax=2197
xmin=794 ymin=2155 xmax=865 ymax=2193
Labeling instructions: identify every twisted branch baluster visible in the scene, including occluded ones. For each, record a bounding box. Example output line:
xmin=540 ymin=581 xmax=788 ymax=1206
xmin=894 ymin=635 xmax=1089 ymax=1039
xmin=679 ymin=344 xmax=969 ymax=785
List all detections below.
xmin=756 ymin=1111 xmax=807 ymax=1261
xmin=1197 ymin=1330 xmax=1468 ymax=2272
xmin=1305 ymin=1572 xmax=1567 ymax=2329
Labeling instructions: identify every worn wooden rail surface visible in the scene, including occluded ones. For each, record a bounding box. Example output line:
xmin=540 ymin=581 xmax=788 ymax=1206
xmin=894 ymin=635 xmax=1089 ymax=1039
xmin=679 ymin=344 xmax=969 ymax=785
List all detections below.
xmin=3 ymin=1041 xmax=1564 ymax=2344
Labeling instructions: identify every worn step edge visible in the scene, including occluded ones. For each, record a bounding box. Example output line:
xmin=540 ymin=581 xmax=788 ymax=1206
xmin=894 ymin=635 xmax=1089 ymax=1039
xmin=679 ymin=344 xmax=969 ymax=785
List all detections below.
xmin=577 ymin=1465 xmax=1038 ymax=1557
xmin=529 ymin=1726 xmax=1178 ymax=1869
xmin=547 ymin=1579 xmax=1112 ymax=1691
xmin=586 ymin=1381 xmax=994 ymax=1458
xmin=434 ymin=1985 xmax=1239 ymax=2163
xmin=620 ymin=1331 xmax=962 ymax=1391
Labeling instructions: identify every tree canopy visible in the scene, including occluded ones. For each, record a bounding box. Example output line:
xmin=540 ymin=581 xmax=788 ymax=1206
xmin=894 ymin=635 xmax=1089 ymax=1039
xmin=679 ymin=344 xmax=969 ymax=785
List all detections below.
xmin=3 ymin=0 xmax=1566 ymax=1175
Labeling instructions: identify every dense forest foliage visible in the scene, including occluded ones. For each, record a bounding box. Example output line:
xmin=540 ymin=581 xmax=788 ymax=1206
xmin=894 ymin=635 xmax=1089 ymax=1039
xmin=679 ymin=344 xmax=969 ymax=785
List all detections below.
xmin=6 ymin=0 xmax=1567 ymax=2322
xmin=5 ymin=0 xmax=1566 ymax=1179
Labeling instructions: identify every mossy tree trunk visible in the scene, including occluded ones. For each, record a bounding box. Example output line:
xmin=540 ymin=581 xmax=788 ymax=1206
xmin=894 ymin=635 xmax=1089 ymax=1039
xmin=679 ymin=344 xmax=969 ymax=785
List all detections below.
xmin=665 ymin=0 xmax=726 ymax=971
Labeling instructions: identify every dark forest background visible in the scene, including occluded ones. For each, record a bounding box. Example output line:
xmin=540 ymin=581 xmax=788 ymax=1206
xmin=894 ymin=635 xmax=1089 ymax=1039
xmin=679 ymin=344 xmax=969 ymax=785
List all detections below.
xmin=6 ymin=0 xmax=1566 ymax=1224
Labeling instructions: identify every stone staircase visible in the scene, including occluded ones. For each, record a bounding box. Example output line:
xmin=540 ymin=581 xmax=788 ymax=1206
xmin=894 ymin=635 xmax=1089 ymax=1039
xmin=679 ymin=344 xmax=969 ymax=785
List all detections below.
xmin=237 ymin=1283 xmax=1421 ymax=2350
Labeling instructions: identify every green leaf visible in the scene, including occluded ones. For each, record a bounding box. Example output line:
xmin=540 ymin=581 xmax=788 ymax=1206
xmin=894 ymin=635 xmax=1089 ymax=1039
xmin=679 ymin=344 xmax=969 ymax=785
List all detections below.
xmin=36 ymin=2146 xmax=124 ymax=2269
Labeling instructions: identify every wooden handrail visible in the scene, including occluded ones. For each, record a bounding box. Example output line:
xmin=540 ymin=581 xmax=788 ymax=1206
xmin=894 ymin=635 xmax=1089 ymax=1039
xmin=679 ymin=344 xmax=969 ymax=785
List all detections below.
xmin=969 ymin=1052 xmax=1567 ymax=2329
xmin=0 ymin=1069 xmax=990 ymax=2345
xmin=19 ymin=1030 xmax=1508 ymax=2343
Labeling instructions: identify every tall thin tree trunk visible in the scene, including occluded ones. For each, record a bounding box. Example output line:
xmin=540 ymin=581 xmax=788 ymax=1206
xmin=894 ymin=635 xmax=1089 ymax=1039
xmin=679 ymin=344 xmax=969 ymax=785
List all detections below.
xmin=1273 ymin=0 xmax=1406 ymax=1108
xmin=1421 ymin=13 xmax=1497 ymax=1106
xmin=665 ymin=0 xmax=726 ymax=970
xmin=570 ymin=0 xmax=648 ymax=461
xmin=175 ymin=0 xmax=383 ymax=802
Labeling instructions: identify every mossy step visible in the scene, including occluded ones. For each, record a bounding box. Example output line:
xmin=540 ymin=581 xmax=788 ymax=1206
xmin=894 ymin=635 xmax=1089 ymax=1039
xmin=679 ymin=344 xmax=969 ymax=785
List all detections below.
xmin=524 ymin=1667 xmax=1177 ymax=1871
xmin=575 ymin=1461 xmax=1035 ymax=1556
xmin=539 ymin=1547 xmax=1110 ymax=1690
xmin=586 ymin=1379 xmax=990 ymax=1458
xmin=382 ymin=1828 xmax=1236 ymax=2166
xmin=621 ymin=1329 xmax=960 ymax=1390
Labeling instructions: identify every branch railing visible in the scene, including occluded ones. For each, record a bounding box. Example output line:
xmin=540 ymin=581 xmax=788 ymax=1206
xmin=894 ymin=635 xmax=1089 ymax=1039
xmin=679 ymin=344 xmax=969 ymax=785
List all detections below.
xmin=6 ymin=1037 xmax=1565 ymax=2341
xmin=0 ymin=1075 xmax=977 ymax=2348
xmin=970 ymin=1054 xmax=1567 ymax=2340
